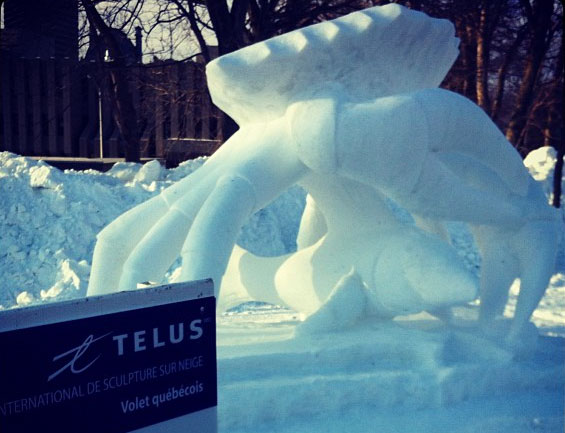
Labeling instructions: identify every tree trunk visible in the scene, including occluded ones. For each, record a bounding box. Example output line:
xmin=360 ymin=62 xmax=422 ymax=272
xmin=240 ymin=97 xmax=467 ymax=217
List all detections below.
xmin=505 ymin=0 xmax=553 ymax=146
xmin=204 ymin=0 xmax=251 ymax=140
xmin=173 ymin=0 xmax=211 ymax=62
xmin=462 ymin=23 xmax=478 ymax=101
xmin=491 ymin=25 xmax=528 ymax=121
xmin=554 ymin=145 xmax=564 ymax=208
xmin=81 ymin=0 xmax=140 ymax=162
xmin=206 ymin=0 xmax=248 ymax=56
xmin=547 ymin=39 xmax=563 ymax=208
xmin=476 ymin=4 xmax=490 ymax=112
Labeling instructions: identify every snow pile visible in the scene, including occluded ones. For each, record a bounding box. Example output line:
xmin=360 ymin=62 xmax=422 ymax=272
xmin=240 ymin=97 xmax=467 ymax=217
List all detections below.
xmin=237 ymin=185 xmax=305 ymax=257
xmin=0 ymin=154 xmax=167 ymax=307
xmin=524 ymin=146 xmax=565 ymax=270
xmin=524 ymin=146 xmax=562 ymax=202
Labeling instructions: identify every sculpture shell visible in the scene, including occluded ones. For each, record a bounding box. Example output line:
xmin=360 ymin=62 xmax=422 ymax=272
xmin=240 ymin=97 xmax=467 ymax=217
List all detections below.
xmin=206 ymin=4 xmax=460 ymax=125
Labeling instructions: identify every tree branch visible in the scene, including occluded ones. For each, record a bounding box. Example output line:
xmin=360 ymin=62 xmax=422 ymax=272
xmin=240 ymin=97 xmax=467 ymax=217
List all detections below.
xmin=171 ymin=0 xmax=211 ymax=62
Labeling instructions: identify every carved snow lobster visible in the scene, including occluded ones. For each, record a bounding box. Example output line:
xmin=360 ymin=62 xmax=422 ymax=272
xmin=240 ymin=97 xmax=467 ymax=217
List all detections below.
xmin=87 ymin=4 xmax=558 ymax=346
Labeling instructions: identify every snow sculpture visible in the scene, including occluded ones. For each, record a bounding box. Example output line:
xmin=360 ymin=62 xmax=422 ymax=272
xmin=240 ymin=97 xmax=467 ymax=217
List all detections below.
xmin=87 ymin=4 xmax=558 ymax=345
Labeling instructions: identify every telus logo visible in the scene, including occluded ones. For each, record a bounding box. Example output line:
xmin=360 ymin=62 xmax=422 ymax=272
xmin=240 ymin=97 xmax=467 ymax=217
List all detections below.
xmin=113 ymin=320 xmax=204 ymax=356
xmin=48 ymin=319 xmax=205 ymax=381
xmin=48 ymin=333 xmax=111 ymax=382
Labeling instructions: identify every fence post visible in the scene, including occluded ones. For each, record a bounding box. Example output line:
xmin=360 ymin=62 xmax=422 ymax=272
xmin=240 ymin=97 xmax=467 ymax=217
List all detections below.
xmin=46 ymin=58 xmax=59 ymax=156
xmin=62 ymin=59 xmax=75 ymax=156
xmin=201 ymin=91 xmax=211 ymax=140
xmin=16 ymin=59 xmax=29 ymax=154
xmin=1 ymin=54 xmax=14 ymax=152
xmin=101 ymin=73 xmax=119 ymax=157
xmin=78 ymin=63 xmax=98 ymax=158
xmin=30 ymin=58 xmax=43 ymax=155
xmin=185 ymin=63 xmax=196 ymax=139
xmin=131 ymin=64 xmax=144 ymax=156
xmin=139 ymin=66 xmax=154 ymax=157
xmin=169 ymin=63 xmax=180 ymax=140
xmin=155 ymin=66 xmax=165 ymax=158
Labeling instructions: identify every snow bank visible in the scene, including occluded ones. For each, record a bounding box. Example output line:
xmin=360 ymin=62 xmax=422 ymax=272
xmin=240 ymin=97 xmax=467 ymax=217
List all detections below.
xmin=0 ymin=154 xmax=176 ymax=307
xmin=524 ymin=146 xmax=565 ymax=270
xmin=524 ymin=146 xmax=562 ymax=202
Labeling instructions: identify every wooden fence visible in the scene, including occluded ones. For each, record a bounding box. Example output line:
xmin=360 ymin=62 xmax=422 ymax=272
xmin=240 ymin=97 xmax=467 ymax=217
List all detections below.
xmin=0 ymin=53 xmax=223 ymax=163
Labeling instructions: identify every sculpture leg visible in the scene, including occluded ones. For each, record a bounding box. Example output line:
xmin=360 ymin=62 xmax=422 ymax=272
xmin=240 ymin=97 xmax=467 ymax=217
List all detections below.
xmin=296 ymin=194 xmax=328 ymax=250
xmin=332 ymin=96 xmax=528 ymax=226
xmin=87 ymin=143 xmax=234 ymax=296
xmin=507 ymin=220 xmax=558 ymax=344
xmin=397 ymin=156 xmax=526 ymax=225
xmin=414 ymin=88 xmax=530 ymax=196
xmin=478 ymin=265 xmax=516 ymax=325
xmin=179 ymin=121 xmax=308 ymax=295
xmin=179 ymin=174 xmax=256 ymax=290
xmin=87 ymin=195 xmax=170 ymax=296
xmin=117 ymin=178 xmax=217 ymax=291
xmin=476 ymin=243 xmax=518 ymax=324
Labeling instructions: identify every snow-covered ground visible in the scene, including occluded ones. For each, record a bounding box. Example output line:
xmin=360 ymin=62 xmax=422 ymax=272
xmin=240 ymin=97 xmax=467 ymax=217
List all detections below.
xmin=0 ymin=147 xmax=564 ymax=432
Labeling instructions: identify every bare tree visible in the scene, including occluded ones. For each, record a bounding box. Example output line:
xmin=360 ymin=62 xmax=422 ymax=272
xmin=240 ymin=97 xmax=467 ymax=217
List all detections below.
xmin=81 ymin=0 xmax=142 ymax=161
xmin=505 ymin=0 xmax=556 ymax=147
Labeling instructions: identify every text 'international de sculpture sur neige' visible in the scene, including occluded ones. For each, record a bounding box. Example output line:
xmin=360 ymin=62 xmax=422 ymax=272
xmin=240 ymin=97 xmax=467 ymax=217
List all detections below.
xmin=87 ymin=4 xmax=559 ymax=347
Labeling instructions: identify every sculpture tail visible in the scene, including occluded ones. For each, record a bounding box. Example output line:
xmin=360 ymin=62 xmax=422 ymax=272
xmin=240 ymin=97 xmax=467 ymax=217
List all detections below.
xmin=218 ymin=245 xmax=290 ymax=312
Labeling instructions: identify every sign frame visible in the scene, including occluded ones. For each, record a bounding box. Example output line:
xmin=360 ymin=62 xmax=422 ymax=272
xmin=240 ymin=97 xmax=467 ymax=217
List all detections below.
xmin=0 ymin=279 xmax=217 ymax=433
